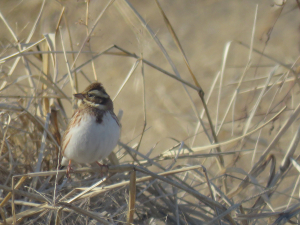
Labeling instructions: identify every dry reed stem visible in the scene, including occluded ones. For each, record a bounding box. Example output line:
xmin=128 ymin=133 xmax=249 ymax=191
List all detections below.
xmin=1 ymin=1 xmax=300 ymax=224
xmin=70 ymin=0 xmax=116 ymax=70
xmin=126 ymin=170 xmax=136 ymax=224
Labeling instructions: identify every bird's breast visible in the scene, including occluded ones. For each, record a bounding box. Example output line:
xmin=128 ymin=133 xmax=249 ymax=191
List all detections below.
xmin=63 ymin=111 xmax=120 ymax=164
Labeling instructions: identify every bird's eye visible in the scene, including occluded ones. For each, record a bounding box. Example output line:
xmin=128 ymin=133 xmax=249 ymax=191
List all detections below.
xmin=88 ymin=93 xmax=93 ymax=98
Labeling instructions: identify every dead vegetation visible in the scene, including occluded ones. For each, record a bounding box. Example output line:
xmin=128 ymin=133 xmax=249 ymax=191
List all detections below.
xmin=0 ymin=0 xmax=300 ymax=224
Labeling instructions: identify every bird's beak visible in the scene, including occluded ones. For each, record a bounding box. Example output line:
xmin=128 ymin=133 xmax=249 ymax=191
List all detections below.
xmin=74 ymin=93 xmax=85 ymax=100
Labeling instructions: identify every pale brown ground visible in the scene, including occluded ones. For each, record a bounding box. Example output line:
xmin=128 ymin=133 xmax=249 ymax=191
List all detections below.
xmin=0 ymin=0 xmax=300 ymax=224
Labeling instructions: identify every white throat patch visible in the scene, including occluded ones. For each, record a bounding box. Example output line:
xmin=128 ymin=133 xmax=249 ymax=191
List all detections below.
xmin=83 ymin=99 xmax=107 ymax=110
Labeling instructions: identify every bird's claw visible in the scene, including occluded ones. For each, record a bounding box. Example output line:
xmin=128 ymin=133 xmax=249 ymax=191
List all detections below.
xmin=96 ymin=162 xmax=109 ymax=177
xmin=66 ymin=165 xmax=73 ymax=178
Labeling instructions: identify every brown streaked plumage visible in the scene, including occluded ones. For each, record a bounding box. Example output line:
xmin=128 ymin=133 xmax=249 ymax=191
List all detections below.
xmin=60 ymin=82 xmax=120 ymax=178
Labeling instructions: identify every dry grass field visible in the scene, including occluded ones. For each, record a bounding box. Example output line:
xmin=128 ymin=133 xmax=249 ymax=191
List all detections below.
xmin=0 ymin=0 xmax=300 ymax=224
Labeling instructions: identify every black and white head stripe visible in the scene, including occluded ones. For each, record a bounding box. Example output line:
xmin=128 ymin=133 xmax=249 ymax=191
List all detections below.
xmin=88 ymin=89 xmax=109 ymax=98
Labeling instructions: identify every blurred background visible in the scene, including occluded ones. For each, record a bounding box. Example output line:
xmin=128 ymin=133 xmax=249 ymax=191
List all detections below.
xmin=1 ymin=0 xmax=300 ymax=224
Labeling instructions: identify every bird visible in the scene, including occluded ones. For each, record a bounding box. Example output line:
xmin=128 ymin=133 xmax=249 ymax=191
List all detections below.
xmin=60 ymin=82 xmax=120 ymax=178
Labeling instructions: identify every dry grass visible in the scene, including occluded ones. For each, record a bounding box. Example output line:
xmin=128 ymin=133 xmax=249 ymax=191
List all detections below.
xmin=1 ymin=0 xmax=300 ymax=224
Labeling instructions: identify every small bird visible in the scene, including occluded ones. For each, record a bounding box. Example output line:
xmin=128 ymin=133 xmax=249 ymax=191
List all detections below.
xmin=60 ymin=82 xmax=120 ymax=177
